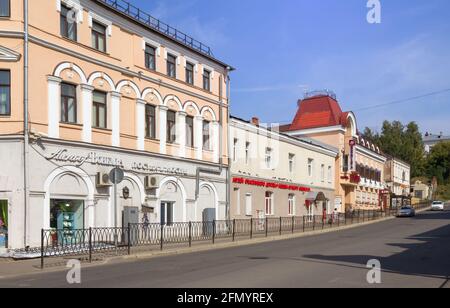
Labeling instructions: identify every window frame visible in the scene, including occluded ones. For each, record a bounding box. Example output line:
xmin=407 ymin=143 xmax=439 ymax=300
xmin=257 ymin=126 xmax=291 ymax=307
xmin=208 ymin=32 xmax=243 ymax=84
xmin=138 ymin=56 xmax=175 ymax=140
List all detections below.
xmin=203 ymin=120 xmax=211 ymax=150
xmin=185 ymin=115 xmax=194 ymax=148
xmin=308 ymin=158 xmax=314 ymax=177
xmin=145 ymin=44 xmax=156 ymax=71
xmin=91 ymin=20 xmax=107 ymax=53
xmin=185 ymin=62 xmax=194 ymax=85
xmin=203 ymin=69 xmax=211 ymax=91
xmin=0 ymin=0 xmax=10 ymax=17
xmin=288 ymin=153 xmax=295 ymax=173
xmin=145 ymin=104 xmax=156 ymax=140
xmin=245 ymin=193 xmax=252 ymax=216
xmin=265 ymin=191 xmax=274 ymax=216
xmin=288 ymin=194 xmax=295 ymax=216
xmin=166 ymin=54 xmax=177 ymax=78
xmin=321 ymin=164 xmax=325 ymax=182
xmin=245 ymin=142 xmax=250 ymax=165
xmin=265 ymin=147 xmax=272 ymax=169
xmin=0 ymin=70 xmax=11 ymax=116
xmin=60 ymin=3 xmax=77 ymax=41
xmin=92 ymin=90 xmax=107 ymax=129
xmin=60 ymin=82 xmax=77 ymax=124
xmin=233 ymin=138 xmax=238 ymax=162
xmin=166 ymin=110 xmax=176 ymax=144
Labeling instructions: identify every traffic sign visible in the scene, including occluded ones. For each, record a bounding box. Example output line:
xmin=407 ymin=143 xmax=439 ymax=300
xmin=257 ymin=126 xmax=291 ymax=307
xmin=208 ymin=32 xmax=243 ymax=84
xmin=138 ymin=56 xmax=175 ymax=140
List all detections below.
xmin=109 ymin=167 xmax=124 ymax=184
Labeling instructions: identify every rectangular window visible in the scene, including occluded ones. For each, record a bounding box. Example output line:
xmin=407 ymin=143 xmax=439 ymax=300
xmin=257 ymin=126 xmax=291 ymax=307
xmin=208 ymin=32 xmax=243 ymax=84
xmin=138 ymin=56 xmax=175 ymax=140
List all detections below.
xmin=245 ymin=193 xmax=252 ymax=216
xmin=308 ymin=158 xmax=314 ymax=177
xmin=321 ymin=164 xmax=325 ymax=182
xmin=160 ymin=202 xmax=174 ymax=226
xmin=289 ymin=154 xmax=295 ymax=173
xmin=167 ymin=54 xmax=177 ymax=78
xmin=234 ymin=188 xmax=240 ymax=216
xmin=0 ymin=70 xmax=11 ymax=116
xmin=265 ymin=148 xmax=272 ymax=169
xmin=60 ymin=83 xmax=77 ymax=123
xmin=92 ymin=91 xmax=107 ymax=129
xmin=343 ymin=154 xmax=349 ymax=172
xmin=185 ymin=62 xmax=194 ymax=85
xmin=60 ymin=4 xmax=77 ymax=41
xmin=245 ymin=142 xmax=250 ymax=165
xmin=265 ymin=192 xmax=274 ymax=216
xmin=186 ymin=116 xmax=194 ymax=148
xmin=328 ymin=166 xmax=332 ymax=183
xmin=233 ymin=138 xmax=238 ymax=162
xmin=145 ymin=105 xmax=156 ymax=139
xmin=91 ymin=21 xmax=106 ymax=52
xmin=203 ymin=120 xmax=210 ymax=150
xmin=166 ymin=110 xmax=176 ymax=144
xmin=288 ymin=194 xmax=295 ymax=216
xmin=0 ymin=0 xmax=10 ymax=17
xmin=145 ymin=45 xmax=156 ymax=71
xmin=203 ymin=69 xmax=211 ymax=91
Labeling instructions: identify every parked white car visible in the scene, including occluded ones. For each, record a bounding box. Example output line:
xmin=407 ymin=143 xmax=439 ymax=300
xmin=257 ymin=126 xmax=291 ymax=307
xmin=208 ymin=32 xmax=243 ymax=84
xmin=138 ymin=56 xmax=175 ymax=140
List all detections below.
xmin=431 ymin=201 xmax=445 ymax=211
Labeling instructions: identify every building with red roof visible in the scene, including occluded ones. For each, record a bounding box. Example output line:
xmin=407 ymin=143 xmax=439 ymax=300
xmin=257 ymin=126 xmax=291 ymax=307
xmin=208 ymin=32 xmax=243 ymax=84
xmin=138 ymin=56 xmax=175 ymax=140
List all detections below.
xmin=281 ymin=91 xmax=388 ymax=212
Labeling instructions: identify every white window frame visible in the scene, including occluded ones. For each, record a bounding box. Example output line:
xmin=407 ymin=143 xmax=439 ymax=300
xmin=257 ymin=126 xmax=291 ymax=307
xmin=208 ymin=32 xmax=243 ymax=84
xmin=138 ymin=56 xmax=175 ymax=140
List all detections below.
xmin=56 ymin=0 xmax=84 ymax=23
xmin=234 ymin=188 xmax=240 ymax=216
xmin=142 ymin=38 xmax=161 ymax=56
xmin=245 ymin=193 xmax=252 ymax=216
xmin=265 ymin=192 xmax=274 ymax=216
xmin=233 ymin=138 xmax=238 ymax=162
xmin=245 ymin=142 xmax=250 ymax=165
xmin=289 ymin=153 xmax=295 ymax=174
xmin=288 ymin=194 xmax=295 ymax=216
xmin=328 ymin=166 xmax=332 ymax=183
xmin=308 ymin=158 xmax=314 ymax=177
xmin=265 ymin=147 xmax=272 ymax=169
xmin=88 ymin=12 xmax=112 ymax=36
xmin=321 ymin=164 xmax=325 ymax=182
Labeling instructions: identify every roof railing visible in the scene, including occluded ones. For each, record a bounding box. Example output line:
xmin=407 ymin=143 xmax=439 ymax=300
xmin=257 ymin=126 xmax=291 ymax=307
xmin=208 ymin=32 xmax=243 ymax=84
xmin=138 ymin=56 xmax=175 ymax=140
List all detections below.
xmin=304 ymin=90 xmax=337 ymax=100
xmin=95 ymin=0 xmax=214 ymax=57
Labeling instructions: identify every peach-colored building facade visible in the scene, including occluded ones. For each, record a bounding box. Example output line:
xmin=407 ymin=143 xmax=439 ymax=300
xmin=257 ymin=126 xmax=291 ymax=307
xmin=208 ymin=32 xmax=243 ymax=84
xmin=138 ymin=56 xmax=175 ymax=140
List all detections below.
xmin=281 ymin=92 xmax=388 ymax=213
xmin=0 ymin=0 xmax=233 ymax=250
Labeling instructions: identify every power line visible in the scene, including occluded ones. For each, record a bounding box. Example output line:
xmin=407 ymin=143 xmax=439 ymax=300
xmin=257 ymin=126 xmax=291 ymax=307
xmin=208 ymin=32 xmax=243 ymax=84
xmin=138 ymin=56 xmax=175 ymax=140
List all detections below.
xmin=265 ymin=87 xmax=450 ymax=124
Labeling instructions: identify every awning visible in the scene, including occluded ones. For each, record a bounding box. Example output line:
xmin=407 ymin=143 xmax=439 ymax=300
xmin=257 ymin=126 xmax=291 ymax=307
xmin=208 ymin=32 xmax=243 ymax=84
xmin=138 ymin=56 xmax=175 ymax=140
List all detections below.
xmin=306 ymin=191 xmax=327 ymax=202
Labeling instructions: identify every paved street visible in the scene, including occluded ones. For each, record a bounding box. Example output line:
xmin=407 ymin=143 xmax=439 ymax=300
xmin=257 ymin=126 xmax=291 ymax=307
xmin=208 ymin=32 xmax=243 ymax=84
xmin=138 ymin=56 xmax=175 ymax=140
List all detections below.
xmin=1 ymin=205 xmax=449 ymax=288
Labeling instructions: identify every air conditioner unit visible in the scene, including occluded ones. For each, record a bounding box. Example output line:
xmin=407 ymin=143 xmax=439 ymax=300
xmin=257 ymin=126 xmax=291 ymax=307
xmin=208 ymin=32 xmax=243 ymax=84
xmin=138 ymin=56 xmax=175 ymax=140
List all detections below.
xmin=144 ymin=176 xmax=160 ymax=189
xmin=96 ymin=172 xmax=111 ymax=187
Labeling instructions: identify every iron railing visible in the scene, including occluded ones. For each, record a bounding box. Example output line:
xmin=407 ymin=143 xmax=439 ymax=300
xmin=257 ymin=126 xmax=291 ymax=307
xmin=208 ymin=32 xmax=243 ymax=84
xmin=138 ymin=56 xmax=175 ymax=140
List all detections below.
xmin=38 ymin=202 xmax=431 ymax=268
xmin=95 ymin=0 xmax=214 ymax=57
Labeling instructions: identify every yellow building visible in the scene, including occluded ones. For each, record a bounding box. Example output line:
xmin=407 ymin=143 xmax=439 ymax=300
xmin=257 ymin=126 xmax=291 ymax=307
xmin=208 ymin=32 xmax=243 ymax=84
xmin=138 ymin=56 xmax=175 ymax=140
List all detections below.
xmin=0 ymin=0 xmax=233 ymax=250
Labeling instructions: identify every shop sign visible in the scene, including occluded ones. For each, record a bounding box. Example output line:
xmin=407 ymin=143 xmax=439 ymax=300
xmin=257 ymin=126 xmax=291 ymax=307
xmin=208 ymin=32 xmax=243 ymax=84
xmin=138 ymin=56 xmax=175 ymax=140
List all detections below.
xmin=46 ymin=149 xmax=188 ymax=176
xmin=47 ymin=149 xmax=124 ymax=168
xmin=232 ymin=177 xmax=311 ymax=192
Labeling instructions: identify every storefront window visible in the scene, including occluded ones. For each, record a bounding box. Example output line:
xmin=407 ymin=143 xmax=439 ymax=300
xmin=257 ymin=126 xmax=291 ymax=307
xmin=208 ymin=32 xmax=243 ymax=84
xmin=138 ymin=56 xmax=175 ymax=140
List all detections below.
xmin=0 ymin=200 xmax=8 ymax=249
xmin=50 ymin=200 xmax=84 ymax=243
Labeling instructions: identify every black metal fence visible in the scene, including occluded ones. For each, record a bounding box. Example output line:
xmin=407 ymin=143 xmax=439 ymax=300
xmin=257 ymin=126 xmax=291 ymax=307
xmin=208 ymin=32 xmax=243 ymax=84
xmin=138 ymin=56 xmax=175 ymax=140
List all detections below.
xmin=39 ymin=202 xmax=431 ymax=269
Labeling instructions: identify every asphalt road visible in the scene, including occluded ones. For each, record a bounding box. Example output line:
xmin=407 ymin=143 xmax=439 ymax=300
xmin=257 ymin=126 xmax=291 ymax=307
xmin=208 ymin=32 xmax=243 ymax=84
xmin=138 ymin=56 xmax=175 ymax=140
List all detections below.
xmin=1 ymin=206 xmax=450 ymax=288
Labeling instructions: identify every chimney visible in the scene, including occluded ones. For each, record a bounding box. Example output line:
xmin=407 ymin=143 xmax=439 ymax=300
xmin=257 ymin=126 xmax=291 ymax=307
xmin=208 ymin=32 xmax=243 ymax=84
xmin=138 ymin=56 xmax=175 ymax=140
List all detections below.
xmin=251 ymin=117 xmax=260 ymax=127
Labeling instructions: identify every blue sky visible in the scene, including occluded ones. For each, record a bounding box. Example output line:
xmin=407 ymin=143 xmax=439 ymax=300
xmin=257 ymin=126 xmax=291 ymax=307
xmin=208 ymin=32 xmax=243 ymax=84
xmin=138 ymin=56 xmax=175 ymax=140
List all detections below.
xmin=132 ymin=0 xmax=450 ymax=134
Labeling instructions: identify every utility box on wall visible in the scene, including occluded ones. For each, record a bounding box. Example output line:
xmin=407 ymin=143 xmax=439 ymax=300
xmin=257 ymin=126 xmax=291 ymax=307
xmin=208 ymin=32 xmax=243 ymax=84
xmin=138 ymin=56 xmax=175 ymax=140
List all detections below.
xmin=123 ymin=206 xmax=139 ymax=245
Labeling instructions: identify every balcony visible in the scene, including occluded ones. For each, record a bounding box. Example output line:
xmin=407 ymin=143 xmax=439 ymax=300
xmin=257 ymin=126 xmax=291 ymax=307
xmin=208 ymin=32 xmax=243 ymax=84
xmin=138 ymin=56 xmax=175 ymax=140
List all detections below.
xmin=95 ymin=0 xmax=214 ymax=57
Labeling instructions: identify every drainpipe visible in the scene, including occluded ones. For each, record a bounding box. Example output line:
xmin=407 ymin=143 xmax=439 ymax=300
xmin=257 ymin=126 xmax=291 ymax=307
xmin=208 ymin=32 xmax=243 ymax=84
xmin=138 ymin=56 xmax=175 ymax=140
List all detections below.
xmin=226 ymin=74 xmax=232 ymax=221
xmin=23 ymin=0 xmax=30 ymax=248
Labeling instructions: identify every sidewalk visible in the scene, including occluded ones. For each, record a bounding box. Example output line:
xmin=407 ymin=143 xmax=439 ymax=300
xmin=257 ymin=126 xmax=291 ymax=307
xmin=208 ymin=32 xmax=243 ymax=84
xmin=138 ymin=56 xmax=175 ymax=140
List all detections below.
xmin=3 ymin=208 xmax=432 ymax=280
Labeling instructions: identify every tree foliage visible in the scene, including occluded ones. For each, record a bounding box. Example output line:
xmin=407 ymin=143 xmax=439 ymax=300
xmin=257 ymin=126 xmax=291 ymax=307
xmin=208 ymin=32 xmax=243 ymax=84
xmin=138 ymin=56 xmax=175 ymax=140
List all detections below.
xmin=362 ymin=121 xmax=426 ymax=177
xmin=426 ymin=141 xmax=450 ymax=184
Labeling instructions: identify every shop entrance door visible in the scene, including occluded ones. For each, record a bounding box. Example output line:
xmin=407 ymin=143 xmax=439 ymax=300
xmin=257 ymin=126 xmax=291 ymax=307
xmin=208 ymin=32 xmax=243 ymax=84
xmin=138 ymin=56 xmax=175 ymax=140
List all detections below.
xmin=50 ymin=200 xmax=85 ymax=245
xmin=0 ymin=200 xmax=8 ymax=249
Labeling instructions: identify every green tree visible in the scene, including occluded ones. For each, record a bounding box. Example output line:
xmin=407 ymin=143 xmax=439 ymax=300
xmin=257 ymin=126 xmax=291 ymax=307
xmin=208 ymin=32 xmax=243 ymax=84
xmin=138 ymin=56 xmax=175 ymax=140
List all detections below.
xmin=426 ymin=141 xmax=450 ymax=184
xmin=362 ymin=121 xmax=426 ymax=177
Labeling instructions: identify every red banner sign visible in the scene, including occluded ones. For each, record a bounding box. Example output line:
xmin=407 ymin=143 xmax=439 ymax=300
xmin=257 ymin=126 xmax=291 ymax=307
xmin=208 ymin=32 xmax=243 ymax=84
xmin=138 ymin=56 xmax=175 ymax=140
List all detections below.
xmin=232 ymin=177 xmax=311 ymax=192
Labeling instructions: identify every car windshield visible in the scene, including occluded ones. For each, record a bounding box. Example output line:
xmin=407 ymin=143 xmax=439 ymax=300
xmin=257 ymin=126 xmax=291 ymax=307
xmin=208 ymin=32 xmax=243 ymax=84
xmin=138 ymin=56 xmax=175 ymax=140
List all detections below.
xmin=433 ymin=201 xmax=442 ymax=205
xmin=400 ymin=207 xmax=412 ymax=210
